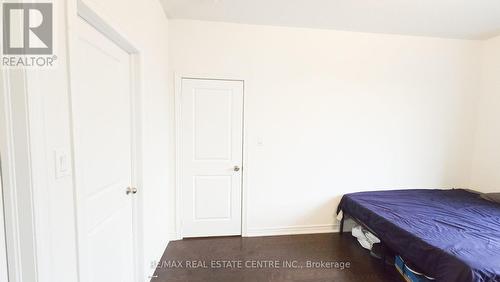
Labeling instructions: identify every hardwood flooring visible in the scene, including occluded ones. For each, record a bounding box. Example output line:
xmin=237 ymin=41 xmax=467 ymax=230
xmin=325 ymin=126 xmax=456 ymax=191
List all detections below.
xmin=151 ymin=233 xmax=402 ymax=282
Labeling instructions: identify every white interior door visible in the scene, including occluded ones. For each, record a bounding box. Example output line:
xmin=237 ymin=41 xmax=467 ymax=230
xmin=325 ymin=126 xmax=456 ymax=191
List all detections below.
xmin=181 ymin=78 xmax=244 ymax=237
xmin=72 ymin=17 xmax=136 ymax=282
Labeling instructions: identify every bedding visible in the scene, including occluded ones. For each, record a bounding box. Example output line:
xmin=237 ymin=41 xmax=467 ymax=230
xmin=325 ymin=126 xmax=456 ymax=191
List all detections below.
xmin=481 ymin=193 xmax=500 ymax=204
xmin=337 ymin=189 xmax=500 ymax=282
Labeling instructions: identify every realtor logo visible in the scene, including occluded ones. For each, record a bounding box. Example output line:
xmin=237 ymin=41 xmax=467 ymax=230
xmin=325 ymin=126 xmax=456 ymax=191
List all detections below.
xmin=3 ymin=3 xmax=53 ymax=55
xmin=1 ymin=2 xmax=56 ymax=68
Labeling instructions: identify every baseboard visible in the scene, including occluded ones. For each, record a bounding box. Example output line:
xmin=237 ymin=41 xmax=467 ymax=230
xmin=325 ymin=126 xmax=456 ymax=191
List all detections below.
xmin=168 ymin=232 xmax=180 ymax=241
xmin=144 ymin=238 xmax=171 ymax=282
xmin=245 ymin=223 xmax=340 ymax=237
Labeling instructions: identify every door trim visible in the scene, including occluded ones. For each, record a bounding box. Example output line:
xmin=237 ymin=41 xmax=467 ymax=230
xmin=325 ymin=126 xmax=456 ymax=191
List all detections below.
xmin=0 ymin=64 xmax=42 ymax=282
xmin=66 ymin=1 xmax=144 ymax=281
xmin=174 ymin=74 xmax=248 ymax=239
xmin=0 ymin=169 xmax=8 ymax=282
xmin=0 ymin=69 xmax=16 ymax=282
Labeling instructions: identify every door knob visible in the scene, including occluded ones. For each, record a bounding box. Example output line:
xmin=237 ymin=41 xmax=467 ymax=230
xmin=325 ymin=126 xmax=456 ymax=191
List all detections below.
xmin=233 ymin=165 xmax=240 ymax=172
xmin=126 ymin=187 xmax=138 ymax=195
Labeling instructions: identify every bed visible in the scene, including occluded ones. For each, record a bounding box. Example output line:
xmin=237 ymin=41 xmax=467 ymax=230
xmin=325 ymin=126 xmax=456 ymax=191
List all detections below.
xmin=336 ymin=189 xmax=500 ymax=282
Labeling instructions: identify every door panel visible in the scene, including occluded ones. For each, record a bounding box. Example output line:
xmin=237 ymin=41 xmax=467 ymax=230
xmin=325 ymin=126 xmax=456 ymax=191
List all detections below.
xmin=72 ymin=17 xmax=135 ymax=282
xmin=181 ymin=79 xmax=244 ymax=237
xmin=88 ymin=205 xmax=133 ymax=282
xmin=194 ymin=176 xmax=232 ymax=219
xmin=193 ymin=88 xmax=233 ymax=160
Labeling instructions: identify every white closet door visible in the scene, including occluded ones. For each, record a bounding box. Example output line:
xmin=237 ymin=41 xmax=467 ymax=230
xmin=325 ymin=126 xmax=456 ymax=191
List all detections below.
xmin=72 ymin=17 xmax=136 ymax=282
xmin=180 ymin=78 xmax=244 ymax=237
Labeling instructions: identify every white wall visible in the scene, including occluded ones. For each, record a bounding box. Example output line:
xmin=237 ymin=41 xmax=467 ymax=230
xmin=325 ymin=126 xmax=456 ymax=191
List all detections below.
xmin=169 ymin=20 xmax=482 ymax=235
xmin=22 ymin=0 xmax=172 ymax=281
xmin=469 ymin=35 xmax=500 ymax=193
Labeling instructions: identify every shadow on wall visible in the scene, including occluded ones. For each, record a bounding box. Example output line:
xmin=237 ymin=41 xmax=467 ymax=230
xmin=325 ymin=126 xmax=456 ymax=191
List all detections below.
xmin=293 ymin=196 xmax=343 ymax=232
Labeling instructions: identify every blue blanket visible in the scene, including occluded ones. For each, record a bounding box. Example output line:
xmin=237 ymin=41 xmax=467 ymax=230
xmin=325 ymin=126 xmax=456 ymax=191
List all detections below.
xmin=337 ymin=189 xmax=500 ymax=282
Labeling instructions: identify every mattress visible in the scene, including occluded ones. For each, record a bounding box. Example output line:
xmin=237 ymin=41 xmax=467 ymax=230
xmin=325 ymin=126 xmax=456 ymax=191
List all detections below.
xmin=337 ymin=189 xmax=500 ymax=282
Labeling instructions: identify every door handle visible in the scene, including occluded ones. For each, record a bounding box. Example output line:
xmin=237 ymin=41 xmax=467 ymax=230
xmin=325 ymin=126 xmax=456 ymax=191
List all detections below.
xmin=126 ymin=187 xmax=138 ymax=195
xmin=233 ymin=165 xmax=241 ymax=172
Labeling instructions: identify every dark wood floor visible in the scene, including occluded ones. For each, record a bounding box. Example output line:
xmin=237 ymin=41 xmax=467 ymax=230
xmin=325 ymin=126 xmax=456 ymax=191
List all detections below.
xmin=151 ymin=233 xmax=402 ymax=282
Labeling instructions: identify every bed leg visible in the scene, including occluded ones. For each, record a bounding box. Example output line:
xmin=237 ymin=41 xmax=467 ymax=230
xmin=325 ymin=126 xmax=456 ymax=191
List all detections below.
xmin=339 ymin=215 xmax=345 ymax=235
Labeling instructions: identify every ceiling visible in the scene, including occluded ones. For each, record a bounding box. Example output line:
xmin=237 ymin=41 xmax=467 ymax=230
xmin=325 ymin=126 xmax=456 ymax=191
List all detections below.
xmin=160 ymin=0 xmax=500 ymax=40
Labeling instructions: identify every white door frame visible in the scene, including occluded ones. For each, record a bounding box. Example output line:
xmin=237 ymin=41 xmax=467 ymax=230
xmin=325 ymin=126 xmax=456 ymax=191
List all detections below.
xmin=174 ymin=73 xmax=249 ymax=239
xmin=0 ymin=67 xmax=41 ymax=282
xmin=0 ymin=165 xmax=9 ymax=282
xmin=66 ymin=0 xmax=144 ymax=281
xmin=0 ymin=69 xmax=16 ymax=282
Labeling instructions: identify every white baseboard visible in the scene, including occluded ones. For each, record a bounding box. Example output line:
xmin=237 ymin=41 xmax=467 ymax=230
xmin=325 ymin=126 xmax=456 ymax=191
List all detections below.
xmin=245 ymin=224 xmax=340 ymax=237
xmin=168 ymin=232 xmax=180 ymax=241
